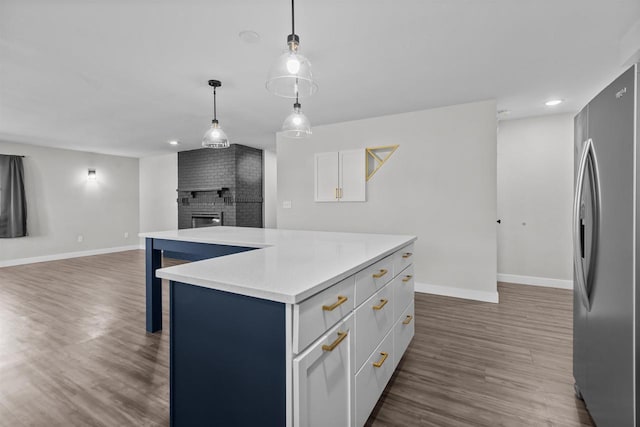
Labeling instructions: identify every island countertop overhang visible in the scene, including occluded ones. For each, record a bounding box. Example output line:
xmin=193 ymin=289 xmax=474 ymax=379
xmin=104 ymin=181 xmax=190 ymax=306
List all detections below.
xmin=142 ymin=227 xmax=416 ymax=304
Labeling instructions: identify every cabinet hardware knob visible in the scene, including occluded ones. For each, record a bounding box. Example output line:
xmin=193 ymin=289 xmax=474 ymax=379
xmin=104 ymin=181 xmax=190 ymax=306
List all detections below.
xmin=402 ymin=252 xmax=413 ymax=259
xmin=372 ymin=269 xmax=388 ymax=279
xmin=403 ymin=315 xmax=413 ymax=325
xmin=322 ymin=331 xmax=348 ymax=352
xmin=372 ymin=299 xmax=388 ymax=310
xmin=373 ymin=352 xmax=389 ymax=368
xmin=322 ymin=295 xmax=348 ymax=311
xmin=402 ymin=275 xmax=413 ymax=283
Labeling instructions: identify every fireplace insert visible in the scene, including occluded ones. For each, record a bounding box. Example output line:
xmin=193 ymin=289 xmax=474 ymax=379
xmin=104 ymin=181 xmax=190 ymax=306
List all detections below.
xmin=191 ymin=213 xmax=222 ymax=228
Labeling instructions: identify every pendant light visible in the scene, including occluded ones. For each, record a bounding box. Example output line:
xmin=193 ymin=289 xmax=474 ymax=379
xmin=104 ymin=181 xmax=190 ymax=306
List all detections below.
xmin=266 ymin=0 xmax=317 ymax=98
xmin=281 ymin=91 xmax=312 ymax=138
xmin=202 ymin=79 xmax=230 ymax=149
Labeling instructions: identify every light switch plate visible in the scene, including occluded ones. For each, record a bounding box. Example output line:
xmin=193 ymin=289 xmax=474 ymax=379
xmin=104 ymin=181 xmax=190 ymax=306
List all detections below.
xmin=282 ymin=201 xmax=292 ymax=209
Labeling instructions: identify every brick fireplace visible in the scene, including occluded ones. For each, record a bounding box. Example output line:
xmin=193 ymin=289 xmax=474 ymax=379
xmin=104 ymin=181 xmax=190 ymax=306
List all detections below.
xmin=177 ymin=144 xmax=263 ymax=229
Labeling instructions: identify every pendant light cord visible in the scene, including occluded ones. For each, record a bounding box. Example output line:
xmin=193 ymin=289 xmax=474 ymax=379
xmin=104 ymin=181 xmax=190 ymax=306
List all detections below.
xmin=291 ymin=0 xmax=295 ymax=35
xmin=213 ymin=87 xmax=217 ymax=121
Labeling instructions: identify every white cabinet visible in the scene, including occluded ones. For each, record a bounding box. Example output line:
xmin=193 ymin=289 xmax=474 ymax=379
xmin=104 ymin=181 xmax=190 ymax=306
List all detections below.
xmin=292 ymin=243 xmax=415 ymax=427
xmin=314 ymin=152 xmax=339 ymax=202
xmin=314 ymin=150 xmax=366 ymax=202
xmin=294 ymin=314 xmax=355 ymax=427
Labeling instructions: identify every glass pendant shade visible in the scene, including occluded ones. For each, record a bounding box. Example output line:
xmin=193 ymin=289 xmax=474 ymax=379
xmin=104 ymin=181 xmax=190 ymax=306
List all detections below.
xmin=202 ymin=121 xmax=229 ymax=148
xmin=281 ymin=104 xmax=312 ymax=138
xmin=266 ymin=48 xmax=317 ymax=98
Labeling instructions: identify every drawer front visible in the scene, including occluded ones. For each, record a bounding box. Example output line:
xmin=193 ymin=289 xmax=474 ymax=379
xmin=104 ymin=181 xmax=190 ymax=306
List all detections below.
xmin=393 ymin=243 xmax=415 ymax=275
xmin=393 ymin=265 xmax=414 ymax=318
xmin=355 ymin=330 xmax=394 ymax=427
xmin=355 ymin=283 xmax=394 ymax=370
xmin=355 ymin=255 xmax=394 ymax=307
xmin=393 ymin=299 xmax=415 ymax=369
xmin=294 ymin=276 xmax=356 ymax=354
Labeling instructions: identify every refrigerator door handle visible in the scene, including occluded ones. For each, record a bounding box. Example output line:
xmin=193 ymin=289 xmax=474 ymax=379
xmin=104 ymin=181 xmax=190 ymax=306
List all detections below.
xmin=573 ymin=138 xmax=601 ymax=311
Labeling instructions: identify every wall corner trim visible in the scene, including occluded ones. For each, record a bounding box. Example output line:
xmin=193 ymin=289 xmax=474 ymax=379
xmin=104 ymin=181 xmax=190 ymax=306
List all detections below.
xmin=497 ymin=273 xmax=573 ymax=289
xmin=415 ymin=281 xmax=499 ymax=304
xmin=0 ymin=245 xmax=142 ymax=268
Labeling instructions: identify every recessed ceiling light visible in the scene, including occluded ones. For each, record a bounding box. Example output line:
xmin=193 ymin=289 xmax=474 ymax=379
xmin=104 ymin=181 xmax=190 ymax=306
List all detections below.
xmin=545 ymin=99 xmax=563 ymax=106
xmin=239 ymin=30 xmax=260 ymax=44
xmin=169 ymin=140 xmax=179 ymax=146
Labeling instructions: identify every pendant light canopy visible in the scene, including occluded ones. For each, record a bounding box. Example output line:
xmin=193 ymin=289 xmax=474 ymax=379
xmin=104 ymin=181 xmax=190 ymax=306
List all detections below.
xmin=266 ymin=0 xmax=317 ymax=98
xmin=281 ymin=93 xmax=312 ymax=138
xmin=202 ymin=79 xmax=230 ymax=149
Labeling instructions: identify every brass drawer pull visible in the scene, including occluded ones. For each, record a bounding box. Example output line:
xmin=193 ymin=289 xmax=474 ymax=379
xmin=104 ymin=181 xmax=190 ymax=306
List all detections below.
xmin=402 ymin=275 xmax=413 ymax=282
xmin=322 ymin=331 xmax=348 ymax=352
xmin=322 ymin=295 xmax=348 ymax=311
xmin=372 ymin=269 xmax=388 ymax=279
xmin=402 ymin=252 xmax=413 ymax=259
xmin=335 ymin=188 xmax=339 ymax=199
xmin=403 ymin=315 xmax=413 ymax=325
xmin=372 ymin=299 xmax=388 ymax=310
xmin=373 ymin=352 xmax=389 ymax=368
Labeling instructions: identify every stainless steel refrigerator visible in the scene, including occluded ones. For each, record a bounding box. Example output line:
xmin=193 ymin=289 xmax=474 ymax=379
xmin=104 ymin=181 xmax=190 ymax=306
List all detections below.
xmin=573 ymin=63 xmax=638 ymax=426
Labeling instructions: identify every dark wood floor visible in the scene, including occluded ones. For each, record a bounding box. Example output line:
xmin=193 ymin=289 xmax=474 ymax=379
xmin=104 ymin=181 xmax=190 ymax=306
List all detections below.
xmin=0 ymin=251 xmax=592 ymax=426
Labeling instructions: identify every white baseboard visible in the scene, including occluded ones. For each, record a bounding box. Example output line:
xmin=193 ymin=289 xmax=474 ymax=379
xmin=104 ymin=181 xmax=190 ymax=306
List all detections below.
xmin=497 ymin=273 xmax=573 ymax=290
xmin=415 ymin=281 xmax=499 ymax=303
xmin=0 ymin=245 xmax=143 ymax=268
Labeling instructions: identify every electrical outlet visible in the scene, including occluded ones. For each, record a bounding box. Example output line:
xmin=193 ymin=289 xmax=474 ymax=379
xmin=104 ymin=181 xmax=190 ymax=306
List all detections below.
xmin=124 ymin=232 xmax=129 ymax=238
xmin=282 ymin=200 xmax=292 ymax=209
xmin=77 ymin=234 xmax=84 ymax=243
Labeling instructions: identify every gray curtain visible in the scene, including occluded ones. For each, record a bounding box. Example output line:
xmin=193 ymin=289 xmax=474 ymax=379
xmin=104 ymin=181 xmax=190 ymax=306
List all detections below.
xmin=0 ymin=155 xmax=27 ymax=238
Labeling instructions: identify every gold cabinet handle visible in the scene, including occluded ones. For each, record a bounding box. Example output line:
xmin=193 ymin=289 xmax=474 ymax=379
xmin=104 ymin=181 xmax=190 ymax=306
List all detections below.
xmin=402 ymin=275 xmax=413 ymax=283
xmin=402 ymin=252 xmax=413 ymax=259
xmin=335 ymin=188 xmax=339 ymax=199
xmin=373 ymin=352 xmax=389 ymax=368
xmin=322 ymin=295 xmax=348 ymax=311
xmin=372 ymin=269 xmax=388 ymax=279
xmin=372 ymin=299 xmax=388 ymax=310
xmin=403 ymin=315 xmax=413 ymax=325
xmin=339 ymin=188 xmax=343 ymax=199
xmin=322 ymin=331 xmax=348 ymax=352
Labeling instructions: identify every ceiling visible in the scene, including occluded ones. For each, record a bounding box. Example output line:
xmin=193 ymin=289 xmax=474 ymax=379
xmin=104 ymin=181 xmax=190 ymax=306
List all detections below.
xmin=1 ymin=0 xmax=639 ymax=158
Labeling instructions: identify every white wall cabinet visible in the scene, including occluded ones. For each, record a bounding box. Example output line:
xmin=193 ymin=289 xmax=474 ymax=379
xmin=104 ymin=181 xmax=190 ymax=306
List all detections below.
xmin=314 ymin=150 xmax=365 ymax=202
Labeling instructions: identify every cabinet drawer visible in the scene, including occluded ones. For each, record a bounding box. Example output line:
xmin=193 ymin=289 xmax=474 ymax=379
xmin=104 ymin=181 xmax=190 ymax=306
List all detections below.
xmin=355 ymin=283 xmax=394 ymax=370
xmin=393 ymin=265 xmax=414 ymax=318
xmin=393 ymin=243 xmax=415 ymax=275
xmin=355 ymin=255 xmax=394 ymax=307
xmin=355 ymin=330 xmax=394 ymax=427
xmin=294 ymin=276 xmax=355 ymax=354
xmin=294 ymin=314 xmax=355 ymax=427
xmin=393 ymin=300 xmax=415 ymax=369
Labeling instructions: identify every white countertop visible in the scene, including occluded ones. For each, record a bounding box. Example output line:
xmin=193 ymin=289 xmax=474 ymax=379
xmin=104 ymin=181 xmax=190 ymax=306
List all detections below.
xmin=141 ymin=227 xmax=416 ymax=304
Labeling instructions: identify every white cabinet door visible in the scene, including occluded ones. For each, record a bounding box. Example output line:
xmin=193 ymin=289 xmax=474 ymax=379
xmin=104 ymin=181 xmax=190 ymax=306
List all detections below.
xmin=339 ymin=150 xmax=366 ymax=202
xmin=315 ymin=152 xmax=339 ymax=202
xmin=294 ymin=314 xmax=355 ymax=427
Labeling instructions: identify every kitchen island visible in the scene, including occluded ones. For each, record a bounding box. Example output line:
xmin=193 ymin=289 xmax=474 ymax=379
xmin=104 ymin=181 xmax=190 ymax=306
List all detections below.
xmin=141 ymin=227 xmax=416 ymax=427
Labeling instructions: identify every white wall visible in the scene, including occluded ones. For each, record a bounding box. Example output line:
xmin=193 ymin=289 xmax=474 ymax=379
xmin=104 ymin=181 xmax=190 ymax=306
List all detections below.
xmin=277 ymin=100 xmax=498 ymax=302
xmin=139 ymin=153 xmax=177 ymax=233
xmin=497 ymin=114 xmax=573 ymax=287
xmin=263 ymin=150 xmax=277 ymax=228
xmin=0 ymin=141 xmax=139 ymax=265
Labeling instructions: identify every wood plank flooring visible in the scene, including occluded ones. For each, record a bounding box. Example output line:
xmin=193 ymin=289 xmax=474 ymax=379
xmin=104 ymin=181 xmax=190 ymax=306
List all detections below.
xmin=0 ymin=251 xmax=592 ymax=426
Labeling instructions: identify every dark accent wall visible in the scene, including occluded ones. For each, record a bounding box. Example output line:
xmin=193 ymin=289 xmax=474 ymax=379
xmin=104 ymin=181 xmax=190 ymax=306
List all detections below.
xmin=177 ymin=144 xmax=263 ymax=228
